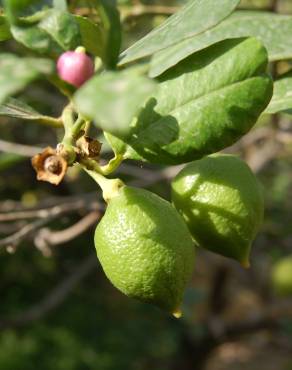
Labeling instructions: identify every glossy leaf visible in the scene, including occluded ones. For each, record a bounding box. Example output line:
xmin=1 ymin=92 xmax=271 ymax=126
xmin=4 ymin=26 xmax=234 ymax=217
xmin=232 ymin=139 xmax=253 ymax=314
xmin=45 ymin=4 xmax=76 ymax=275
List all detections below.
xmin=106 ymin=38 xmax=273 ymax=165
xmin=150 ymin=11 xmax=292 ymax=77
xmin=4 ymin=0 xmax=53 ymax=24
xmin=75 ymin=15 xmax=104 ymax=57
xmin=95 ymin=0 xmax=122 ymax=68
xmin=9 ymin=9 xmax=81 ymax=55
xmin=74 ymin=68 xmax=156 ymax=137
xmin=119 ymin=0 xmax=240 ymax=66
xmin=0 ymin=15 xmax=12 ymax=41
xmin=38 ymin=10 xmax=81 ymax=51
xmin=266 ymin=71 xmax=292 ymax=115
xmin=0 ymin=54 xmax=54 ymax=104
xmin=10 ymin=23 xmax=62 ymax=55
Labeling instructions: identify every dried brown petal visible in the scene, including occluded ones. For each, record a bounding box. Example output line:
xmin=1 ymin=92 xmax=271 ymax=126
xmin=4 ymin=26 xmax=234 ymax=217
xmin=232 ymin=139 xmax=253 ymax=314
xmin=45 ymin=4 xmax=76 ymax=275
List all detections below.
xmin=31 ymin=147 xmax=68 ymax=185
xmin=76 ymin=136 xmax=102 ymax=158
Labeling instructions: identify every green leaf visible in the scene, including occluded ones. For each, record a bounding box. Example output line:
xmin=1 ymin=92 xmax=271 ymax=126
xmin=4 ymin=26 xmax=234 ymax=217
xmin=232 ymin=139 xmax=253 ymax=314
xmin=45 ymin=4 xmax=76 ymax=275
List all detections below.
xmin=0 ymin=97 xmax=45 ymax=119
xmin=150 ymin=11 xmax=292 ymax=77
xmin=265 ymin=71 xmax=292 ymax=115
xmin=0 ymin=15 xmax=12 ymax=41
xmin=74 ymin=67 xmax=157 ymax=137
xmin=0 ymin=54 xmax=54 ymax=104
xmin=7 ymin=4 xmax=81 ymax=55
xmin=4 ymin=0 xmax=53 ymax=24
xmin=119 ymin=0 xmax=240 ymax=66
xmin=95 ymin=0 xmax=122 ymax=68
xmin=106 ymin=38 xmax=273 ymax=165
xmin=10 ymin=22 xmax=62 ymax=55
xmin=38 ymin=9 xmax=81 ymax=51
xmin=75 ymin=15 xmax=104 ymax=57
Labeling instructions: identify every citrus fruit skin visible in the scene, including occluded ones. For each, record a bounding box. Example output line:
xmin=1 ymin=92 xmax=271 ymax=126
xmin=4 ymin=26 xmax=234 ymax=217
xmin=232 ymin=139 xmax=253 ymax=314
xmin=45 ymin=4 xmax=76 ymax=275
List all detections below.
xmin=272 ymin=256 xmax=292 ymax=296
xmin=171 ymin=154 xmax=264 ymax=264
xmin=94 ymin=186 xmax=195 ymax=313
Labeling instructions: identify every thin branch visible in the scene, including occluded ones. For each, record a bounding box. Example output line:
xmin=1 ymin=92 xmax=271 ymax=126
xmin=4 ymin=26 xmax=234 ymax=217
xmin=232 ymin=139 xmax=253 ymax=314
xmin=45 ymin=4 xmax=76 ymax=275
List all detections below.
xmin=0 ymin=195 xmax=101 ymax=222
xmin=0 ymin=192 xmax=97 ymax=212
xmin=34 ymin=211 xmax=100 ymax=249
xmin=0 ymin=139 xmax=43 ymax=157
xmin=0 ymin=160 xmax=178 ymax=252
xmin=0 ymin=219 xmax=50 ymax=252
xmin=222 ymin=298 xmax=292 ymax=338
xmin=0 ymin=221 xmax=26 ymax=234
xmin=0 ymin=203 xmax=101 ymax=251
xmin=0 ymin=254 xmax=97 ymax=330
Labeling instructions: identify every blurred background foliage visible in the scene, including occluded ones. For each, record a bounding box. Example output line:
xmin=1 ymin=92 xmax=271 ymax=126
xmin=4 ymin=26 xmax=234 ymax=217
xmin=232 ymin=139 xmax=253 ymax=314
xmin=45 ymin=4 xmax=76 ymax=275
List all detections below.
xmin=1 ymin=0 xmax=292 ymax=369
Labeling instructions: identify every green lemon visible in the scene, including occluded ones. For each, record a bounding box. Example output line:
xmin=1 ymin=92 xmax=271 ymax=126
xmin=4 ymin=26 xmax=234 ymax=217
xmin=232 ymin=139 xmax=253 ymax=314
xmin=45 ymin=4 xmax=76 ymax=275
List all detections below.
xmin=171 ymin=154 xmax=264 ymax=265
xmin=94 ymin=186 xmax=195 ymax=315
xmin=272 ymin=256 xmax=292 ymax=296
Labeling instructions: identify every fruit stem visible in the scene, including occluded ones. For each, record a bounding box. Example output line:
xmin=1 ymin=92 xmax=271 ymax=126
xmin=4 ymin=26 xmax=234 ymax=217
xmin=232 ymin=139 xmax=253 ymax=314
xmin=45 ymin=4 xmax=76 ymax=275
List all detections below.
xmin=35 ymin=115 xmax=63 ymax=128
xmin=80 ymin=154 xmax=123 ymax=176
xmin=82 ymin=166 xmax=124 ymax=202
xmin=57 ymin=105 xmax=76 ymax=164
xmin=61 ymin=104 xmax=75 ymax=136
xmin=59 ymin=106 xmax=90 ymax=165
xmin=100 ymin=154 xmax=124 ymax=175
xmin=71 ymin=114 xmax=86 ymax=139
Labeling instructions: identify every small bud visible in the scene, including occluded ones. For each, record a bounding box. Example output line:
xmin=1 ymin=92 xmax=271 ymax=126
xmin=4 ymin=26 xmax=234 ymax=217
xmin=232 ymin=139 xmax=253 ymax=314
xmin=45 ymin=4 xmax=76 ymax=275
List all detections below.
xmin=56 ymin=48 xmax=95 ymax=87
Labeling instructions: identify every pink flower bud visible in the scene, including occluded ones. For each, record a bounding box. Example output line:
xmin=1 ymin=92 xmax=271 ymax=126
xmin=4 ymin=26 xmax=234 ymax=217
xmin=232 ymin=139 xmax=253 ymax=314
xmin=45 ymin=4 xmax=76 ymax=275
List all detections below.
xmin=57 ymin=50 xmax=94 ymax=88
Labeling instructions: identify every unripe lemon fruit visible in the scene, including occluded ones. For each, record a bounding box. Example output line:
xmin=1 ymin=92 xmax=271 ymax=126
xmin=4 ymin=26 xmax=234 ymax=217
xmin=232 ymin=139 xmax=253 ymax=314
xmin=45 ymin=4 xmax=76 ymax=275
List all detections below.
xmin=94 ymin=186 xmax=195 ymax=315
xmin=171 ymin=154 xmax=264 ymax=266
xmin=272 ymin=256 xmax=292 ymax=296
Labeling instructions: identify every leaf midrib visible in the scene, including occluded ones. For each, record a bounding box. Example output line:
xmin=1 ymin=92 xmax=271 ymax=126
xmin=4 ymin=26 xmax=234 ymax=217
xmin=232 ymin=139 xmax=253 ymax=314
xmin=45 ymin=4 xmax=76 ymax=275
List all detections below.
xmin=0 ymin=103 xmax=39 ymax=118
xmin=151 ymin=74 xmax=266 ymax=127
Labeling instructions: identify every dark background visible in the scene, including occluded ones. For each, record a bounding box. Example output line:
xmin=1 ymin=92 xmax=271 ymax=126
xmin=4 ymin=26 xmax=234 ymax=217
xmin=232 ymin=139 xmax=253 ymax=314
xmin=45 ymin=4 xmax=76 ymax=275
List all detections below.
xmin=1 ymin=1 xmax=292 ymax=369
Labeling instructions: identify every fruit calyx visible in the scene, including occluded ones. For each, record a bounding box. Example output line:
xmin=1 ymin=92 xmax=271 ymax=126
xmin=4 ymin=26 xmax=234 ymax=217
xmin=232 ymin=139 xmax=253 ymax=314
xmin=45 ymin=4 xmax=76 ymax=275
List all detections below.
xmin=102 ymin=178 xmax=125 ymax=203
xmin=31 ymin=147 xmax=67 ymax=185
xmin=84 ymin=168 xmax=125 ymax=202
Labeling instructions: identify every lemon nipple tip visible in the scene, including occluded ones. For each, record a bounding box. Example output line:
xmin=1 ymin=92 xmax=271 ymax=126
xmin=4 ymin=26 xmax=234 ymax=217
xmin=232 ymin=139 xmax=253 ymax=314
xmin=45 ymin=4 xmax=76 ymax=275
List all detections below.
xmin=172 ymin=309 xmax=182 ymax=318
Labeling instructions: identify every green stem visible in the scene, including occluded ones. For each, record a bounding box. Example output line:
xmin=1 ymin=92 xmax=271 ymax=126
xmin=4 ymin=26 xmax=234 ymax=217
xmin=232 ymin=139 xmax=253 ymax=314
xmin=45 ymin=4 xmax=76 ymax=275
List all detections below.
xmin=59 ymin=105 xmax=78 ymax=164
xmin=82 ymin=166 xmax=124 ymax=202
xmin=100 ymin=154 xmax=124 ymax=175
xmin=61 ymin=107 xmax=86 ymax=142
xmin=61 ymin=104 xmax=75 ymax=144
xmin=81 ymin=154 xmax=123 ymax=176
xmin=71 ymin=115 xmax=86 ymax=139
xmin=60 ymin=106 xmax=123 ymax=174
xmin=84 ymin=120 xmax=91 ymax=135
xmin=80 ymin=157 xmax=103 ymax=173
xmin=37 ymin=116 xmax=63 ymax=128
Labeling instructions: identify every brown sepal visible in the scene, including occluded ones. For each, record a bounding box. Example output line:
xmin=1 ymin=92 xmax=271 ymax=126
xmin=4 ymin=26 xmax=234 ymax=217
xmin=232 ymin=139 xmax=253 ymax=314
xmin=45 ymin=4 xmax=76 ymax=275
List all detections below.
xmin=31 ymin=147 xmax=68 ymax=185
xmin=76 ymin=136 xmax=102 ymax=158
